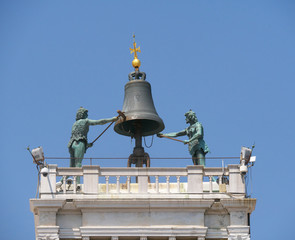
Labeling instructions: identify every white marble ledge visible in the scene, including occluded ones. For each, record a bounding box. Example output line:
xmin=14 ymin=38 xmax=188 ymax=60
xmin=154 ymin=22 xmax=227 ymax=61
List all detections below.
xmin=38 ymin=191 xmax=247 ymax=201
xmin=79 ymin=226 xmax=208 ymax=237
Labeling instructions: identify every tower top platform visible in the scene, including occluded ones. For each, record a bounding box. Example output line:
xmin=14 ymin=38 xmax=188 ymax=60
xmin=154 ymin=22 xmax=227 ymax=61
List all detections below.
xmin=30 ymin=163 xmax=256 ymax=240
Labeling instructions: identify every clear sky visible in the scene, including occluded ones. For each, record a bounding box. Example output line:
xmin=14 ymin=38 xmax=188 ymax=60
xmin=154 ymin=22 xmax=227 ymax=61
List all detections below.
xmin=1 ymin=1 xmax=295 ymax=239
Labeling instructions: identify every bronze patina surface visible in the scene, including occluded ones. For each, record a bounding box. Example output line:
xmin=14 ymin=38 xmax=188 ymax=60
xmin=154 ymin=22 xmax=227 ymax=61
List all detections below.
xmin=158 ymin=110 xmax=209 ymax=166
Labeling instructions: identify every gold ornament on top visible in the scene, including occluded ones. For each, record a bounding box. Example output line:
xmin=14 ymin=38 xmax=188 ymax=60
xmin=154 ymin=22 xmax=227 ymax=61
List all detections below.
xmin=130 ymin=34 xmax=141 ymax=69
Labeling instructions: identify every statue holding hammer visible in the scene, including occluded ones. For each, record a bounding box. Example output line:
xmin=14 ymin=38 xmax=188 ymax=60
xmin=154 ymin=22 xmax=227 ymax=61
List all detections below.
xmin=68 ymin=107 xmax=125 ymax=168
xmin=157 ymin=110 xmax=209 ymax=166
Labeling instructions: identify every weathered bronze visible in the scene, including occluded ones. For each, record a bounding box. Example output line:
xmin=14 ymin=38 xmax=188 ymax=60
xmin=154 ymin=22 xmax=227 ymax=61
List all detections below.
xmin=68 ymin=107 xmax=118 ymax=170
xmin=114 ymin=36 xmax=164 ymax=168
xmin=157 ymin=110 xmax=209 ymax=166
xmin=114 ymin=69 xmax=164 ymax=167
xmin=114 ymin=75 xmax=165 ymax=137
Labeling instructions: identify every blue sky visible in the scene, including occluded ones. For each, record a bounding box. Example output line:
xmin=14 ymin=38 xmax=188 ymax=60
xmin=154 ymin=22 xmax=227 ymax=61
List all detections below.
xmin=1 ymin=1 xmax=295 ymax=239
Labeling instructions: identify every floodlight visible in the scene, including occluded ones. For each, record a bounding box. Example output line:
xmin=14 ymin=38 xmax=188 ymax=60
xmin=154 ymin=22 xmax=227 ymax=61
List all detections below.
xmin=240 ymin=146 xmax=252 ymax=164
xmin=31 ymin=147 xmax=44 ymax=164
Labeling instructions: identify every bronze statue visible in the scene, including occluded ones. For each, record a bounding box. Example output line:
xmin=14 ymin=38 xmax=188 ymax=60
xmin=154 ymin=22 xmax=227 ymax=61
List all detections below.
xmin=68 ymin=107 xmax=118 ymax=168
xmin=157 ymin=110 xmax=209 ymax=166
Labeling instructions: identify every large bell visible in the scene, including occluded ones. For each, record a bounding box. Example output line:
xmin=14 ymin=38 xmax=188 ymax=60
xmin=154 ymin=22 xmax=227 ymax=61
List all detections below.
xmin=114 ymin=74 xmax=165 ymax=137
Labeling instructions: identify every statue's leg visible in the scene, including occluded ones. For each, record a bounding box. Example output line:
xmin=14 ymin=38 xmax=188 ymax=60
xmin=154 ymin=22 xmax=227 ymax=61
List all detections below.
xmin=192 ymin=155 xmax=197 ymax=165
xmin=72 ymin=141 xmax=86 ymax=184
xmin=69 ymin=147 xmax=75 ymax=167
xmin=195 ymin=150 xmax=206 ymax=166
xmin=72 ymin=141 xmax=86 ymax=166
xmin=194 ymin=150 xmax=215 ymax=181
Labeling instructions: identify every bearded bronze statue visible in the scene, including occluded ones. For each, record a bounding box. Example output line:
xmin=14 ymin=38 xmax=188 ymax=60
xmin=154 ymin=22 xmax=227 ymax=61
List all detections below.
xmin=157 ymin=110 xmax=209 ymax=166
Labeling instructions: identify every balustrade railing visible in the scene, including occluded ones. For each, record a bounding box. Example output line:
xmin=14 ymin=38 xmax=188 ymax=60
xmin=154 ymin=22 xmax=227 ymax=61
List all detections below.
xmin=39 ymin=164 xmax=245 ymax=198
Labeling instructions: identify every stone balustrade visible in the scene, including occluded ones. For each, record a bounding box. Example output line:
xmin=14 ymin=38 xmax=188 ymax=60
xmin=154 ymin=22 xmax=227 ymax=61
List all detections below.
xmin=32 ymin=164 xmax=255 ymax=240
xmin=39 ymin=164 xmax=245 ymax=199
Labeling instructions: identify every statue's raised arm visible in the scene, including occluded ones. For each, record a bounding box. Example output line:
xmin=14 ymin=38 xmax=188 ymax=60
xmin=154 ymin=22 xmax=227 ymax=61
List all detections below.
xmin=157 ymin=129 xmax=186 ymax=138
xmin=88 ymin=116 xmax=118 ymax=126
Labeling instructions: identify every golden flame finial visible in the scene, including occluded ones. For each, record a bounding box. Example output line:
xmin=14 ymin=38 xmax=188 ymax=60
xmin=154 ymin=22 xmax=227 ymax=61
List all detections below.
xmin=130 ymin=34 xmax=141 ymax=69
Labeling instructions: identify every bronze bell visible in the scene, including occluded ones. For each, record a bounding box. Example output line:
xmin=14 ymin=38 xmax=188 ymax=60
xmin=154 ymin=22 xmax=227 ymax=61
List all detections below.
xmin=114 ymin=71 xmax=165 ymax=137
xmin=115 ymin=36 xmax=164 ymax=169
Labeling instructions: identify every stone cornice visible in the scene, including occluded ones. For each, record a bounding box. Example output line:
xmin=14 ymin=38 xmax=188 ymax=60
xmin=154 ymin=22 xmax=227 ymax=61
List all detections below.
xmin=74 ymin=198 xmax=214 ymax=212
xmin=80 ymin=226 xmax=208 ymax=237
xmin=220 ymin=198 xmax=256 ymax=213
xmin=227 ymin=226 xmax=250 ymax=234
xmin=30 ymin=199 xmax=65 ymax=213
